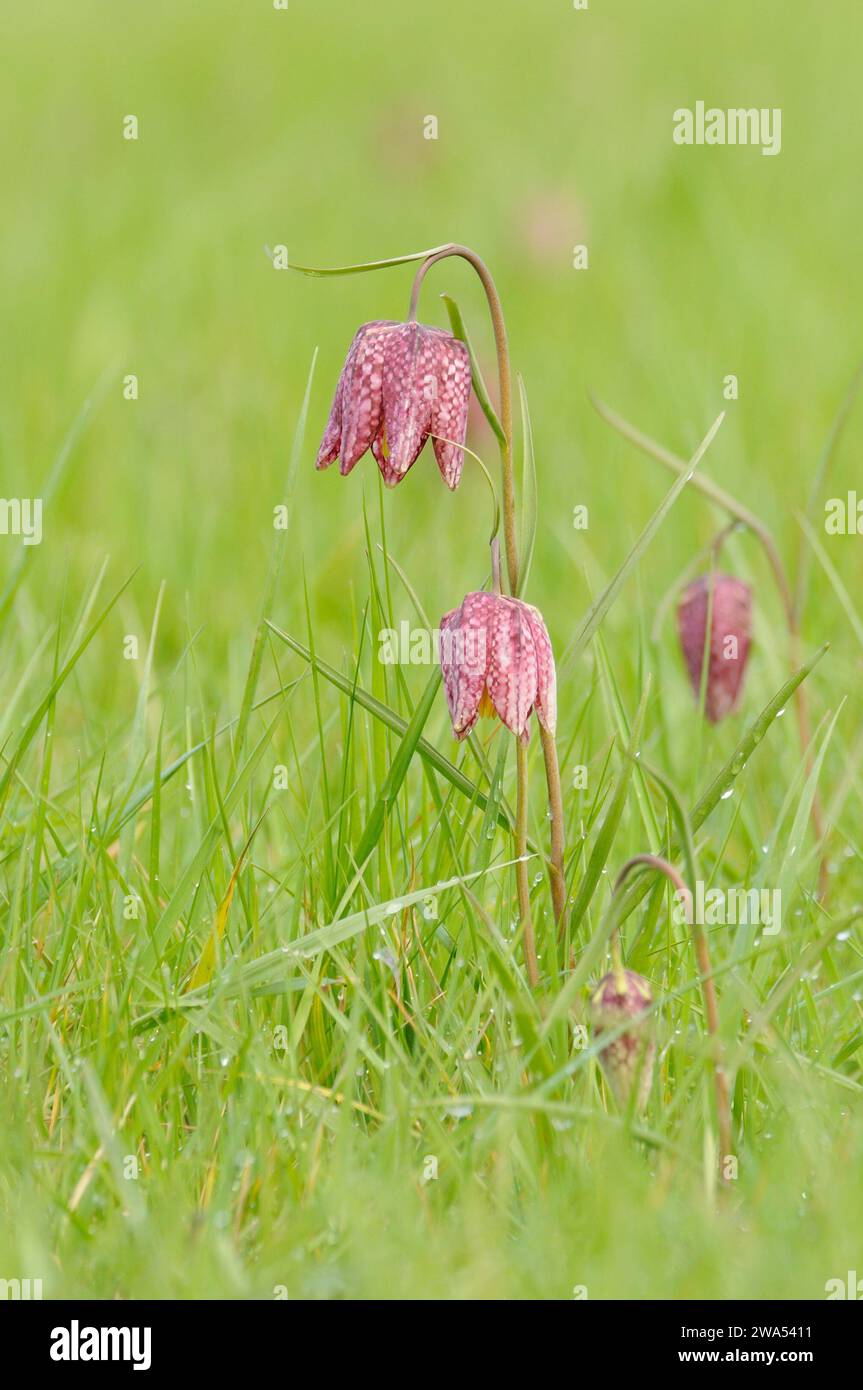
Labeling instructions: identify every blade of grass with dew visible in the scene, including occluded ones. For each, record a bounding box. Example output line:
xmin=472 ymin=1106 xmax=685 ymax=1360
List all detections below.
xmin=613 ymin=644 xmax=830 ymax=928
xmin=595 ymin=627 xmax=661 ymax=847
xmin=136 ymin=704 xmax=285 ymax=972
xmin=352 ymin=667 xmax=443 ymax=871
xmin=567 ymin=677 xmax=651 ymax=936
xmin=562 ymin=412 xmax=724 ymax=669
xmin=0 ymin=568 xmax=139 ymax=817
xmin=145 ymin=858 xmax=525 ymax=1014
xmin=265 ymin=620 xmax=529 ymax=841
xmin=185 ymin=809 xmax=269 ymax=991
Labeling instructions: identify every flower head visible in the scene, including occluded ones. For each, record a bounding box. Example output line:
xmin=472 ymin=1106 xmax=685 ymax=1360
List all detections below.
xmin=590 ymin=968 xmax=655 ymax=1113
xmin=439 ymin=591 xmax=556 ymax=744
xmin=677 ymin=573 xmax=752 ymax=723
xmin=316 ymin=319 xmax=471 ymax=489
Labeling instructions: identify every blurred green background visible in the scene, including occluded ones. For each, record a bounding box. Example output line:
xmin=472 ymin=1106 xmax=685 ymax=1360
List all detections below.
xmin=2 ymin=0 xmax=863 ymax=1302
xmin=3 ymin=0 xmax=860 ymax=687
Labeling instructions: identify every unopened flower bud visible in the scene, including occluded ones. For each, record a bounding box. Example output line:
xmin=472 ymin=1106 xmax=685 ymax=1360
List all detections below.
xmin=590 ymin=967 xmax=655 ymax=1113
xmin=677 ymin=573 xmax=752 ymax=723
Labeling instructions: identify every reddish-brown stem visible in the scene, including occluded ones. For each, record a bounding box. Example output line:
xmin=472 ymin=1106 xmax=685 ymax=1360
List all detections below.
xmin=410 ymin=245 xmax=541 ymax=983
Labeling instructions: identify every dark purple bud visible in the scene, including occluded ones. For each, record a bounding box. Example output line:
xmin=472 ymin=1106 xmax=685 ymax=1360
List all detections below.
xmin=590 ymin=968 xmax=655 ymax=1113
xmin=677 ymin=574 xmax=752 ymax=723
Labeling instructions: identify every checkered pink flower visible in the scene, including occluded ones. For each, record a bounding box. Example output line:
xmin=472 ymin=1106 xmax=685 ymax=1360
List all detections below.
xmin=439 ymin=591 xmax=556 ymax=744
xmin=316 ymin=320 xmax=471 ymax=489
xmin=677 ymin=574 xmax=753 ymax=723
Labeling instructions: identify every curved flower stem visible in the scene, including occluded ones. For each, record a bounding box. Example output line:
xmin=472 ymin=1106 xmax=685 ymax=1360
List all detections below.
xmin=411 ymin=244 xmax=542 ymax=981
xmin=541 ymin=725 xmax=567 ymax=929
xmin=409 ymin=245 xmax=518 ymax=593
xmin=611 ymin=854 xmax=733 ymax=1180
xmin=516 ymin=741 xmax=538 ymax=989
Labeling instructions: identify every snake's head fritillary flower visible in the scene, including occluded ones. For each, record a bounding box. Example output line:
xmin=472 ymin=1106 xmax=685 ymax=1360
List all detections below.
xmin=590 ymin=968 xmax=655 ymax=1113
xmin=316 ymin=320 xmax=471 ymax=489
xmin=677 ymin=573 xmax=753 ymax=724
xmin=439 ymin=591 xmax=556 ymax=745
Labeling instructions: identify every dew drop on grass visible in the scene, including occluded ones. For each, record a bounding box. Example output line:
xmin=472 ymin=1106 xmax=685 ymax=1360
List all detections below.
xmin=836 ymin=930 xmax=851 ymax=942
xmin=446 ymin=1104 xmax=473 ymax=1120
xmin=720 ymin=786 xmax=734 ymax=801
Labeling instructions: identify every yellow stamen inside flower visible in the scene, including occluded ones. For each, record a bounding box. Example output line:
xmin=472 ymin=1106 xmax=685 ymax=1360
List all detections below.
xmin=478 ymin=686 xmax=497 ymax=720
xmin=380 ymin=428 xmax=390 ymax=461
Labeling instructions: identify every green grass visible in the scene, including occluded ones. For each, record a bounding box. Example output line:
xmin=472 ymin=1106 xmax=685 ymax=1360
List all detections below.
xmin=2 ymin=0 xmax=863 ymax=1300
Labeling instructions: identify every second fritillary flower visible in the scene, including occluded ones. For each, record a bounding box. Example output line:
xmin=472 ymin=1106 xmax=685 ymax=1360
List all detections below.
xmin=439 ymin=591 xmax=556 ymax=745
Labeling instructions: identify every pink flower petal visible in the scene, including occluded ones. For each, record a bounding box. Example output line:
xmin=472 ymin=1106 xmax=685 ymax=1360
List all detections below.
xmin=440 ymin=595 xmax=491 ymax=739
xmin=315 ymin=320 xmax=474 ymax=488
xmin=380 ymin=322 xmax=435 ymax=478
xmin=485 ymin=598 xmax=539 ymax=743
xmin=338 ymin=322 xmax=392 ymax=474
xmin=524 ymin=603 xmax=557 ymax=735
xmin=429 ymin=333 xmax=471 ymax=489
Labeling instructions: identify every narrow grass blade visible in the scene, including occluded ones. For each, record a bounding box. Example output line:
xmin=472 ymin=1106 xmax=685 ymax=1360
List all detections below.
xmin=353 ymin=668 xmax=442 ymax=869
xmin=441 ymin=293 xmax=505 ymax=444
xmin=567 ymin=677 xmax=651 ymax=935
xmin=138 ymin=706 xmax=284 ymax=971
xmin=0 ymin=568 xmax=139 ymax=816
xmin=153 ymin=860 xmax=523 ymax=1011
xmin=185 ymin=810 xmax=268 ymax=991
xmin=284 ymin=245 xmax=450 ymax=276
xmin=563 ymin=412 xmax=724 ymax=668
xmin=265 ymin=620 xmax=520 ymax=838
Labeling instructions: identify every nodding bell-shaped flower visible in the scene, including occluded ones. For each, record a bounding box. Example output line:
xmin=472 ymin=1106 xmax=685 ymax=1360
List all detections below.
xmin=677 ymin=573 xmax=752 ymax=724
xmin=590 ymin=967 xmax=655 ymax=1113
xmin=316 ymin=320 xmax=471 ymax=489
xmin=439 ymin=591 xmax=556 ymax=745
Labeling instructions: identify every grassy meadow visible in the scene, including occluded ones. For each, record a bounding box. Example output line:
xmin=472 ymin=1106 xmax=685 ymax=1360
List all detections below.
xmin=1 ymin=0 xmax=863 ymax=1299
